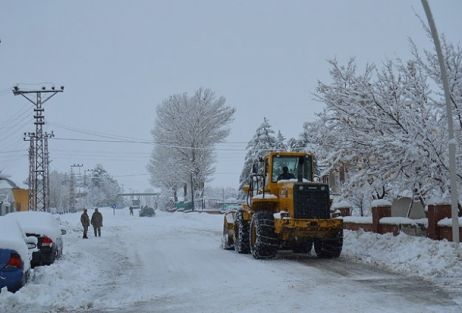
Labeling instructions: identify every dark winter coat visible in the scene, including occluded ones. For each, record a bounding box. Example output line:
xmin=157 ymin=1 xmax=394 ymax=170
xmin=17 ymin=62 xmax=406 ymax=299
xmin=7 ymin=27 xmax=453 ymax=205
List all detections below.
xmin=91 ymin=211 xmax=103 ymax=227
xmin=81 ymin=212 xmax=90 ymax=227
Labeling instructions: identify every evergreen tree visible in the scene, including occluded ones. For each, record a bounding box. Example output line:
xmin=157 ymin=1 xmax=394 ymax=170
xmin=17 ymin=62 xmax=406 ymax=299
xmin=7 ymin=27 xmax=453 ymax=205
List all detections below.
xmin=239 ymin=117 xmax=278 ymax=188
xmin=87 ymin=164 xmax=122 ymax=207
xmin=275 ymin=131 xmax=286 ymax=150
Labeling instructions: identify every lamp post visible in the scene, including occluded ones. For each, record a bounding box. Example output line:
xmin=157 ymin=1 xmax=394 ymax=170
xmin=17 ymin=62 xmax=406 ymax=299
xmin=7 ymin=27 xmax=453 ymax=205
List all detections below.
xmin=421 ymin=0 xmax=460 ymax=244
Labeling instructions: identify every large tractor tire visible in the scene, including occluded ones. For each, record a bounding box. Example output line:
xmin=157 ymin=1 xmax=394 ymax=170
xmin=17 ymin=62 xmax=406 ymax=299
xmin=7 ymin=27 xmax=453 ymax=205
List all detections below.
xmin=233 ymin=211 xmax=250 ymax=254
xmin=249 ymin=211 xmax=279 ymax=259
xmin=314 ymin=230 xmax=343 ymax=258
xmin=293 ymin=241 xmax=313 ymax=254
xmin=221 ymin=215 xmax=234 ymax=250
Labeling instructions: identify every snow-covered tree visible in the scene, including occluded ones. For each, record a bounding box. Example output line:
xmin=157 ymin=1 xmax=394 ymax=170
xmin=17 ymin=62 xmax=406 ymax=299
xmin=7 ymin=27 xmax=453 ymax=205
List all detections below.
xmin=48 ymin=170 xmax=69 ymax=210
xmin=287 ymin=137 xmax=304 ymax=152
xmin=48 ymin=165 xmax=123 ymax=210
xmin=303 ymin=36 xmax=462 ymax=204
xmin=239 ymin=117 xmax=278 ymax=188
xmin=411 ymin=36 xmax=462 ymax=173
xmin=85 ymin=164 xmax=122 ymax=207
xmin=148 ymin=88 xmax=235 ymax=208
xmin=275 ymin=131 xmax=287 ymax=151
xmin=147 ymin=145 xmax=184 ymax=202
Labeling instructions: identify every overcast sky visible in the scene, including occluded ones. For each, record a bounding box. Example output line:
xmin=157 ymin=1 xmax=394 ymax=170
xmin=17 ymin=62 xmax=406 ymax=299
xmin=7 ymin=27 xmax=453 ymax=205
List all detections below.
xmin=1 ymin=0 xmax=461 ymax=192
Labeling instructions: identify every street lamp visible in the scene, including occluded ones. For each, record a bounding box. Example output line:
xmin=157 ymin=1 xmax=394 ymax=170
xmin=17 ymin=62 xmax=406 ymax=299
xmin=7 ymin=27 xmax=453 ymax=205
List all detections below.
xmin=421 ymin=0 xmax=460 ymax=244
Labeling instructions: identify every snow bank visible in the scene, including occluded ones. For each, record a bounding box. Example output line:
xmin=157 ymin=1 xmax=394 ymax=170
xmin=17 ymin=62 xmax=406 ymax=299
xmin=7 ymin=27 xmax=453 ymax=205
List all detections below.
xmin=7 ymin=211 xmax=61 ymax=243
xmin=0 ymin=217 xmax=30 ymax=270
xmin=343 ymin=230 xmax=462 ymax=292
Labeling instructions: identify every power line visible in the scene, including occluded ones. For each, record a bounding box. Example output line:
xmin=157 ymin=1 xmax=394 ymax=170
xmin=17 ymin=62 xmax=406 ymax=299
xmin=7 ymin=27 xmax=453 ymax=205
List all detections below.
xmin=0 ymin=114 xmax=33 ymax=142
xmin=52 ymin=137 xmax=247 ymax=151
xmin=0 ymin=103 xmax=30 ymax=127
xmin=48 ymin=121 xmax=251 ymax=145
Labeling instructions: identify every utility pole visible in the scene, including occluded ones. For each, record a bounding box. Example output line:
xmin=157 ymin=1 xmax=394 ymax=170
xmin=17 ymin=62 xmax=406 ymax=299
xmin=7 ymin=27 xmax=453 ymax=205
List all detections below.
xmin=69 ymin=166 xmax=76 ymax=212
xmin=72 ymin=164 xmax=83 ymax=208
xmin=14 ymin=86 xmax=63 ymax=211
xmin=421 ymin=0 xmax=460 ymax=245
xmin=70 ymin=164 xmax=83 ymax=211
xmin=44 ymin=131 xmax=54 ymax=209
xmin=23 ymin=132 xmax=36 ymax=210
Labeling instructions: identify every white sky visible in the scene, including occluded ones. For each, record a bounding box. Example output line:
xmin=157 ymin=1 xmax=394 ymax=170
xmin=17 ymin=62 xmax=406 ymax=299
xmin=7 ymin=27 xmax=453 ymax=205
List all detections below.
xmin=1 ymin=0 xmax=461 ymax=192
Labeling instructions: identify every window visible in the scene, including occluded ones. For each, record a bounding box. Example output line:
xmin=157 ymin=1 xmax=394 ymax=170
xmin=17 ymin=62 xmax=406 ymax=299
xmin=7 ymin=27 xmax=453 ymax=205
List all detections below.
xmin=271 ymin=156 xmax=312 ymax=182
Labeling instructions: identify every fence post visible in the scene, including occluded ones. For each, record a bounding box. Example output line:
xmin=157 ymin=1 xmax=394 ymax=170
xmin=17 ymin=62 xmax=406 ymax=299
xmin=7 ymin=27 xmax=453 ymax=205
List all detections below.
xmin=371 ymin=200 xmax=392 ymax=234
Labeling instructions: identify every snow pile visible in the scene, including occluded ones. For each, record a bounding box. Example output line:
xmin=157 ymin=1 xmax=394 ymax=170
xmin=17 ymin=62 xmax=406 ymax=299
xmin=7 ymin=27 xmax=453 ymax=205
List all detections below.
xmin=7 ymin=211 xmax=61 ymax=242
xmin=343 ymin=230 xmax=462 ymax=291
xmin=0 ymin=217 xmax=30 ymax=271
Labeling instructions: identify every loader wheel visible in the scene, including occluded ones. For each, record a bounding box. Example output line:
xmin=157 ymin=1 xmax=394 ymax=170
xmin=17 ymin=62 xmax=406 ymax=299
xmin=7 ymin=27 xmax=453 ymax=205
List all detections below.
xmin=250 ymin=211 xmax=278 ymax=259
xmin=314 ymin=230 xmax=343 ymax=258
xmin=222 ymin=216 xmax=234 ymax=250
xmin=293 ymin=241 xmax=313 ymax=254
xmin=233 ymin=211 xmax=250 ymax=254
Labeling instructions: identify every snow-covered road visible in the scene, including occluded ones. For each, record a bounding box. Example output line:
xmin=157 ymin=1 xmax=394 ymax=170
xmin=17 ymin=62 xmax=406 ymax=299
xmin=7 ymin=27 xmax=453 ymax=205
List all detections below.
xmin=1 ymin=208 xmax=461 ymax=313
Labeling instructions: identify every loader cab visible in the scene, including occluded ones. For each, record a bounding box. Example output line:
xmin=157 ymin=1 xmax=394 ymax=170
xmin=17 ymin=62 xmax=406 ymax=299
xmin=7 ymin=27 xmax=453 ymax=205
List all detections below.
xmin=269 ymin=153 xmax=314 ymax=183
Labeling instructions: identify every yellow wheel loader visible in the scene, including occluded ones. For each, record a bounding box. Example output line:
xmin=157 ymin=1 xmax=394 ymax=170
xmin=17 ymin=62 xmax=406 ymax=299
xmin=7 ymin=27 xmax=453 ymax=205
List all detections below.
xmin=222 ymin=151 xmax=343 ymax=259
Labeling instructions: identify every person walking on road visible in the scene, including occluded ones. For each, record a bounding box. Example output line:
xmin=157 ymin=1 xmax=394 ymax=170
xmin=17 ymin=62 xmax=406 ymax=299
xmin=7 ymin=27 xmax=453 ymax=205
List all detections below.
xmin=129 ymin=206 xmax=134 ymax=216
xmin=80 ymin=209 xmax=90 ymax=239
xmin=91 ymin=208 xmax=103 ymax=237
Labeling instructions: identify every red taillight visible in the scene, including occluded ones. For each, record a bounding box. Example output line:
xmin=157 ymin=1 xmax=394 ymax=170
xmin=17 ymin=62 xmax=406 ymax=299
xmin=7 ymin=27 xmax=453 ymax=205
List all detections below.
xmin=41 ymin=236 xmax=53 ymax=247
xmin=7 ymin=253 xmax=23 ymax=268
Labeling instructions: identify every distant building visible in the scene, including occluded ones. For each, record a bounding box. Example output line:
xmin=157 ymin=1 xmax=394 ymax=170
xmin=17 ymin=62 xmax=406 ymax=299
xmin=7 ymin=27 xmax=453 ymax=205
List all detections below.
xmin=0 ymin=176 xmax=16 ymax=216
xmin=0 ymin=176 xmax=29 ymax=215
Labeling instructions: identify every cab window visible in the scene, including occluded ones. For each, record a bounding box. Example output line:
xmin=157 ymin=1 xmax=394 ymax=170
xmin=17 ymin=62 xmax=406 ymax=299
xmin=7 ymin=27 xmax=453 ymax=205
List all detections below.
xmin=271 ymin=156 xmax=312 ymax=182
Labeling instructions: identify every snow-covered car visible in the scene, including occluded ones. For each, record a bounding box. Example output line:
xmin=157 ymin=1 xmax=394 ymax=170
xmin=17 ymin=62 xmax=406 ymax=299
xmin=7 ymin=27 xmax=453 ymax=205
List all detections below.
xmin=139 ymin=207 xmax=155 ymax=217
xmin=0 ymin=216 xmax=36 ymax=293
xmin=7 ymin=211 xmax=65 ymax=267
